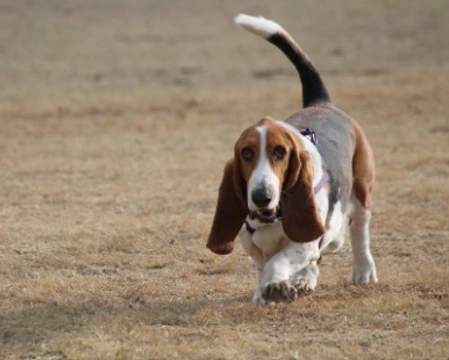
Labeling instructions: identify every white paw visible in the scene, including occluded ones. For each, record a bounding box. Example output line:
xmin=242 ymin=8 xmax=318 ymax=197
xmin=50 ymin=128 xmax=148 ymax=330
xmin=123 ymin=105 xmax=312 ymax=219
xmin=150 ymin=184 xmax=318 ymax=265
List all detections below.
xmin=252 ymin=293 xmax=267 ymax=305
xmin=252 ymin=289 xmax=277 ymax=306
xmin=261 ymin=281 xmax=298 ymax=303
xmin=353 ymin=258 xmax=378 ymax=285
xmin=291 ymin=262 xmax=319 ymax=293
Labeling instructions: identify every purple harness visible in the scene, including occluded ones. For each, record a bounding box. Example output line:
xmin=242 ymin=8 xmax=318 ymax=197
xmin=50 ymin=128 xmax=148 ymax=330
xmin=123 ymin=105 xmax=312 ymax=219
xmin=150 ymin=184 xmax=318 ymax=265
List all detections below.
xmin=300 ymin=127 xmax=318 ymax=146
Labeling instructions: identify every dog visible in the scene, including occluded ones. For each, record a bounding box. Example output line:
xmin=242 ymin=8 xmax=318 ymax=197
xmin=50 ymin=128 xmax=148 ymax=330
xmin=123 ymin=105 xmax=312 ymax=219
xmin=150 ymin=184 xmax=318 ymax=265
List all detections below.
xmin=206 ymin=14 xmax=378 ymax=305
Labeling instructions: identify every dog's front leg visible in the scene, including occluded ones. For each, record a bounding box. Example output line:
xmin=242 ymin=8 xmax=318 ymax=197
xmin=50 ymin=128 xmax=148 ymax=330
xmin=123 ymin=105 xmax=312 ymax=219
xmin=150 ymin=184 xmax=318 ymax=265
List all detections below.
xmin=260 ymin=240 xmax=320 ymax=303
xmin=238 ymin=231 xmax=268 ymax=304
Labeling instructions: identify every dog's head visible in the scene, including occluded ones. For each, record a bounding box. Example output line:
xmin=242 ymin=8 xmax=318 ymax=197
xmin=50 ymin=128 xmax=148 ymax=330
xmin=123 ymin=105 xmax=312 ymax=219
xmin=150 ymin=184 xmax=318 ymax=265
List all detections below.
xmin=207 ymin=117 xmax=325 ymax=255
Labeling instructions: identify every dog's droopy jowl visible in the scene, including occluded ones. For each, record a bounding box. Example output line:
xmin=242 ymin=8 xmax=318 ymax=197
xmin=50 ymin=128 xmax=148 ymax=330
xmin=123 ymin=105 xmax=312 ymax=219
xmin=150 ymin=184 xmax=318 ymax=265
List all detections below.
xmin=207 ymin=14 xmax=378 ymax=305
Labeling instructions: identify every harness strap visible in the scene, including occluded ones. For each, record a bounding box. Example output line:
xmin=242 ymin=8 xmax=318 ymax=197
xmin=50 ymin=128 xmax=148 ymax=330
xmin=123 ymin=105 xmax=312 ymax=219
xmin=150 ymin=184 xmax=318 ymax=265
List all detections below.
xmin=300 ymin=128 xmax=318 ymax=146
xmin=313 ymin=172 xmax=329 ymax=194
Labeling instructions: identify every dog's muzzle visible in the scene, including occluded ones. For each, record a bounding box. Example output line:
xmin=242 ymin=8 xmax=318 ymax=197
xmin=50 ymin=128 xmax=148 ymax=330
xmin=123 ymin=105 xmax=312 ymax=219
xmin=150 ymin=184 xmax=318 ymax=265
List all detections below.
xmin=248 ymin=204 xmax=282 ymax=224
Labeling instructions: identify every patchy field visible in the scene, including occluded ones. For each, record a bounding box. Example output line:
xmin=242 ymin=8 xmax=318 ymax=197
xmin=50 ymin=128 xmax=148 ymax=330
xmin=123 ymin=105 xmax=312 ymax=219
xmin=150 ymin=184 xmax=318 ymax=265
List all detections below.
xmin=0 ymin=1 xmax=448 ymax=359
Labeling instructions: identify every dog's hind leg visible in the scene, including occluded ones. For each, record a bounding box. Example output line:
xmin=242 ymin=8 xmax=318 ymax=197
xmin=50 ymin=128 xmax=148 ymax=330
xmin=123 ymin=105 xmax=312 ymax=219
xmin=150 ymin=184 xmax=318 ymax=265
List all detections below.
xmin=348 ymin=195 xmax=378 ymax=284
xmin=321 ymin=201 xmax=347 ymax=254
xmin=349 ymin=128 xmax=378 ymax=284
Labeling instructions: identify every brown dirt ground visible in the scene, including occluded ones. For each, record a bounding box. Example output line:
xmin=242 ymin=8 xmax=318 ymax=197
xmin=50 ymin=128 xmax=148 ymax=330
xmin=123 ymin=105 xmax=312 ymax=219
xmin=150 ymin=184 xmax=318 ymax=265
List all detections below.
xmin=0 ymin=1 xmax=448 ymax=359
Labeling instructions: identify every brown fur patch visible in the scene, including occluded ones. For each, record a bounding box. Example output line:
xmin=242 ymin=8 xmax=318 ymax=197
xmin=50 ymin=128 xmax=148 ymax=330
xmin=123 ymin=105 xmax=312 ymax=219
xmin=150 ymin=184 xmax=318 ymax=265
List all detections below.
xmin=351 ymin=119 xmax=375 ymax=209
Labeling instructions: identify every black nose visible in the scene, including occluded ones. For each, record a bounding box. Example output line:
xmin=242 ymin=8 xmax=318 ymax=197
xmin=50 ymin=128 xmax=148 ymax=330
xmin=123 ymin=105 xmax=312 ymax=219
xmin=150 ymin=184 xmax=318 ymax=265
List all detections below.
xmin=251 ymin=188 xmax=272 ymax=208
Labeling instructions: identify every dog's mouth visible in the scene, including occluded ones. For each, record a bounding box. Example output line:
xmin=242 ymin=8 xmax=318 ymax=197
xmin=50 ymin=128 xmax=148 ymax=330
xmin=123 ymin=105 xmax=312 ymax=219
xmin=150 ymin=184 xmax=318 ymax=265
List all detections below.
xmin=249 ymin=205 xmax=282 ymax=223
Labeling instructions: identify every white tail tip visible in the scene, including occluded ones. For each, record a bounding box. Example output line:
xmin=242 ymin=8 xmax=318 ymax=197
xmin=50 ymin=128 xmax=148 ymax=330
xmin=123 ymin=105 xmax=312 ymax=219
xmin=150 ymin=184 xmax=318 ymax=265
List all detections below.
xmin=234 ymin=14 xmax=283 ymax=39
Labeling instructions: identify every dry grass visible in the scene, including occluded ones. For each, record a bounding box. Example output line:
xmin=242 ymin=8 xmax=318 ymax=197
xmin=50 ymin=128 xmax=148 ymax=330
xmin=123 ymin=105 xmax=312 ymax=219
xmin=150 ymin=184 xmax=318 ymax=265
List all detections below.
xmin=1 ymin=1 xmax=448 ymax=359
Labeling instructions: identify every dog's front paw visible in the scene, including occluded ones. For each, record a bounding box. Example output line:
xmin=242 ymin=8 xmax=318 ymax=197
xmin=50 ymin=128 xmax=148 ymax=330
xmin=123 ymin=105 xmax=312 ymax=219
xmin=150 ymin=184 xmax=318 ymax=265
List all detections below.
xmin=291 ymin=262 xmax=319 ymax=294
xmin=261 ymin=281 xmax=298 ymax=303
xmin=252 ymin=293 xmax=268 ymax=305
xmin=291 ymin=277 xmax=316 ymax=295
xmin=353 ymin=258 xmax=378 ymax=285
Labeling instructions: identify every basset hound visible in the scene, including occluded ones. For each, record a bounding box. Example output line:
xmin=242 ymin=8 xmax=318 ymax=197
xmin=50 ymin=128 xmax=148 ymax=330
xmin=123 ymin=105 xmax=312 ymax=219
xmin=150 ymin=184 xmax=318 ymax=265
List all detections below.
xmin=207 ymin=14 xmax=378 ymax=305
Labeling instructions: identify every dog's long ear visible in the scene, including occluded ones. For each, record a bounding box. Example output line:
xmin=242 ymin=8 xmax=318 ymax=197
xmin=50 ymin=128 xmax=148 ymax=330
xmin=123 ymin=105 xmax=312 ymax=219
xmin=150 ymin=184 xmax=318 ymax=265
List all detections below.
xmin=282 ymin=150 xmax=325 ymax=243
xmin=207 ymin=159 xmax=248 ymax=255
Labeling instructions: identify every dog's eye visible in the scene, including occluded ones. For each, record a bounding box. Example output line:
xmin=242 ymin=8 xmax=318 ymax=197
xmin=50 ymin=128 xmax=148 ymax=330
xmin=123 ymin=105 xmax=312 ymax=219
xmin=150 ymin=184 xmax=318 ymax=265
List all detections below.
xmin=273 ymin=146 xmax=286 ymax=160
xmin=241 ymin=148 xmax=254 ymax=161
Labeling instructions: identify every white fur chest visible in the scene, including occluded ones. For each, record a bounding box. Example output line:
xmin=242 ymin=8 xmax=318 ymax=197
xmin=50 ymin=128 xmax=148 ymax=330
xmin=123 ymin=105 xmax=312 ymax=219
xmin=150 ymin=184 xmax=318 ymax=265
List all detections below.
xmin=250 ymin=221 xmax=286 ymax=259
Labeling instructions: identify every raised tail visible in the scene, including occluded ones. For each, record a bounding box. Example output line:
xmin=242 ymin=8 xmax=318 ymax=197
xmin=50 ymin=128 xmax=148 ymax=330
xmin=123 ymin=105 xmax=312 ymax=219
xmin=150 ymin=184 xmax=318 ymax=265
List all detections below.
xmin=234 ymin=14 xmax=331 ymax=108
